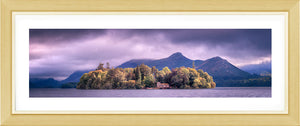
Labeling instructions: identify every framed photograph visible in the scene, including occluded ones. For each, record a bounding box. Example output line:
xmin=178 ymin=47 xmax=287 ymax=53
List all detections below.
xmin=1 ymin=0 xmax=299 ymax=126
xmin=15 ymin=13 xmax=286 ymax=113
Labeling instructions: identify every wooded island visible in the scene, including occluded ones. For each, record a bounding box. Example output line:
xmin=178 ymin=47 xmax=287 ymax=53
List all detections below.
xmin=76 ymin=63 xmax=216 ymax=89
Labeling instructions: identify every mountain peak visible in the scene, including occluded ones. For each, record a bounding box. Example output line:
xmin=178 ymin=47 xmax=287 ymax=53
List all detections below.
xmin=168 ymin=52 xmax=184 ymax=58
xmin=208 ymin=56 xmax=224 ymax=61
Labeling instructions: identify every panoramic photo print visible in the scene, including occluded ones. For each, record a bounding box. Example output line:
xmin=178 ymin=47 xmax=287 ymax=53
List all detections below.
xmin=29 ymin=29 xmax=272 ymax=97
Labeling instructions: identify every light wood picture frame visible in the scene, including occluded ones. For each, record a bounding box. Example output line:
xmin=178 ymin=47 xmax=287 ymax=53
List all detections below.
xmin=1 ymin=0 xmax=299 ymax=126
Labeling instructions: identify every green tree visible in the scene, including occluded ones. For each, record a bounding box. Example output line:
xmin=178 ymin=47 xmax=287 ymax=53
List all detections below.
xmin=162 ymin=67 xmax=171 ymax=74
xmin=161 ymin=67 xmax=171 ymax=83
xmin=144 ymin=74 xmax=155 ymax=88
xmin=134 ymin=65 xmax=143 ymax=88
xmin=192 ymin=61 xmax=195 ymax=69
xmin=140 ymin=64 xmax=151 ymax=81
xmin=192 ymin=78 xmax=201 ymax=88
xmin=106 ymin=68 xmax=126 ymax=89
xmin=135 ymin=66 xmax=141 ymax=82
xmin=156 ymin=71 xmax=165 ymax=83
xmin=197 ymin=69 xmax=205 ymax=77
xmin=188 ymin=68 xmax=199 ymax=86
xmin=120 ymin=80 xmax=136 ymax=89
xmin=77 ymin=73 xmax=89 ymax=89
xmin=169 ymin=67 xmax=189 ymax=88
xmin=151 ymin=66 xmax=158 ymax=74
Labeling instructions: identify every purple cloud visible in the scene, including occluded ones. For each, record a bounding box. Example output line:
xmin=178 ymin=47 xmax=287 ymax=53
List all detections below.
xmin=29 ymin=29 xmax=271 ymax=80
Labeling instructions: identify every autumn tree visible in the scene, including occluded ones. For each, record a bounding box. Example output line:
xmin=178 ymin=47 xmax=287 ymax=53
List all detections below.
xmin=139 ymin=63 xmax=151 ymax=81
xmin=124 ymin=68 xmax=135 ymax=80
xmin=96 ymin=63 xmax=105 ymax=71
xmin=106 ymin=68 xmax=126 ymax=89
xmin=169 ymin=67 xmax=189 ymax=88
xmin=106 ymin=62 xmax=110 ymax=69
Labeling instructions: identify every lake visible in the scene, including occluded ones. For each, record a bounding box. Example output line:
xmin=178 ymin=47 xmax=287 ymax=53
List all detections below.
xmin=30 ymin=87 xmax=271 ymax=97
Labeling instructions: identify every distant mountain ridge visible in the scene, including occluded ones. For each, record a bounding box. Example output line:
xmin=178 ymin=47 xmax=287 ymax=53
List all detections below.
xmin=30 ymin=70 xmax=92 ymax=88
xmin=197 ymin=56 xmax=251 ymax=79
xmin=118 ymin=52 xmax=203 ymax=70
xmin=60 ymin=70 xmax=92 ymax=84
xmin=118 ymin=52 xmax=251 ymax=80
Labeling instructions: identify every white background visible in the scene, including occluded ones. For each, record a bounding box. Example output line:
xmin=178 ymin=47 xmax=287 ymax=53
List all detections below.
xmin=14 ymin=13 xmax=287 ymax=113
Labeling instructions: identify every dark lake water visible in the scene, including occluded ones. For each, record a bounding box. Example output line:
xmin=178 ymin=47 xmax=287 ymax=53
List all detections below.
xmin=30 ymin=87 xmax=271 ymax=97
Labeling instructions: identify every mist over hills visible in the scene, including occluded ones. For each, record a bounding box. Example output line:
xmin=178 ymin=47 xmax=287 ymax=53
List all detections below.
xmin=30 ymin=52 xmax=271 ymax=88
xmin=240 ymin=61 xmax=271 ymax=76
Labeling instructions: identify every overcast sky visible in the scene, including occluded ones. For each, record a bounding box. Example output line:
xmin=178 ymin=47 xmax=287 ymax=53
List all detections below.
xmin=30 ymin=29 xmax=271 ymax=80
